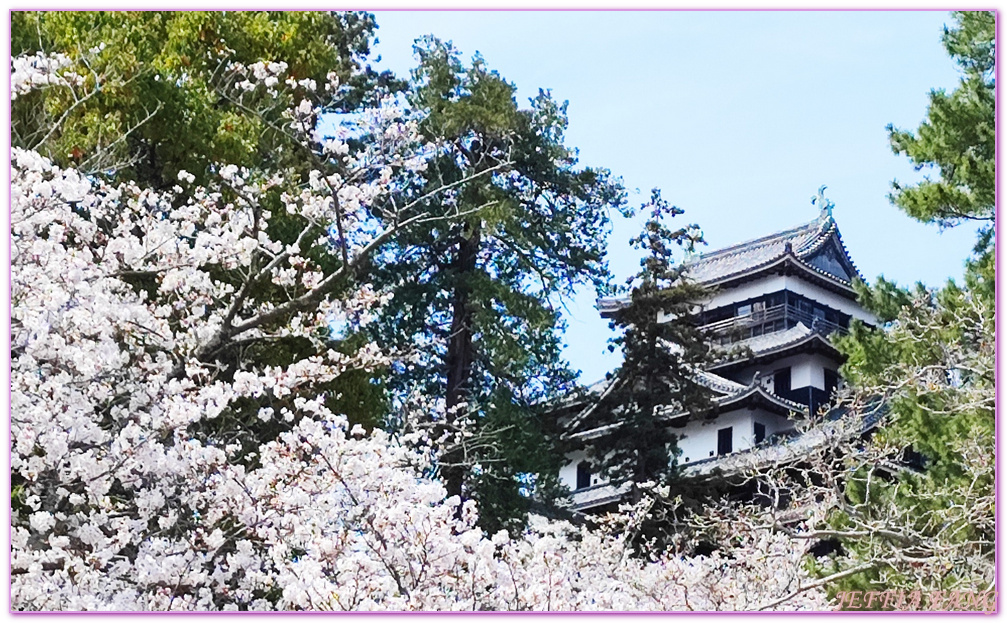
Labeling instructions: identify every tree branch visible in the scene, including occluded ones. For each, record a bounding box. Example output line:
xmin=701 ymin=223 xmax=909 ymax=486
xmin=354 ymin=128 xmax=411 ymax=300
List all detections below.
xmin=758 ymin=562 xmax=875 ymax=611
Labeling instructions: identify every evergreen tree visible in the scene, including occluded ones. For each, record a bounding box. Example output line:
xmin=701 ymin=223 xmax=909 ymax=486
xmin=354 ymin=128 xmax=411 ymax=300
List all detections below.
xmin=808 ymin=11 xmax=996 ymax=600
xmin=886 ymin=10 xmax=995 ymax=299
xmin=574 ymin=190 xmax=713 ymax=513
xmin=11 ymin=11 xmax=397 ymax=188
xmin=368 ymin=38 xmax=628 ymax=533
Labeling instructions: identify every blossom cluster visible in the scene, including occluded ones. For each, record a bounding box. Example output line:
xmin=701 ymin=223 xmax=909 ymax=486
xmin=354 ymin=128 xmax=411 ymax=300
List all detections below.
xmin=10 ymin=144 xmax=830 ymax=611
xmin=10 ymin=51 xmax=81 ymax=99
xmin=11 ymin=49 xmax=829 ymax=611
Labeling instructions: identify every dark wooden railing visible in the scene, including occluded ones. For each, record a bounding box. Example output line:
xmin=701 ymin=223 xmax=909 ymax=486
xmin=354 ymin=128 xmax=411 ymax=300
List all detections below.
xmin=699 ymin=304 xmax=846 ymax=338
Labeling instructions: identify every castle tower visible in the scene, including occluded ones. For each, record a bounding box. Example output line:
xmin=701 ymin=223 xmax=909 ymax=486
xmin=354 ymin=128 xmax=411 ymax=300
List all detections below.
xmin=562 ymin=197 xmax=876 ymax=511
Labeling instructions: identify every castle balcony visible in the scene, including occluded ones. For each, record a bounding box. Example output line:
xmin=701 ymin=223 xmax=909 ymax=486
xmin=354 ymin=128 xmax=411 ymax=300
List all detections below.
xmin=700 ymin=302 xmax=847 ymax=344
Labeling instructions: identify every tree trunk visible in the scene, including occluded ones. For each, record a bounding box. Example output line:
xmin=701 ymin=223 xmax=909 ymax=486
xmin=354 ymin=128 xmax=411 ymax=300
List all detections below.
xmin=442 ymin=221 xmax=481 ymax=503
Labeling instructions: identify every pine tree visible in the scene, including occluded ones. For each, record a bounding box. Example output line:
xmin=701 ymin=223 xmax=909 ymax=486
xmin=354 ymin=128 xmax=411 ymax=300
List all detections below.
xmin=808 ymin=11 xmax=996 ymax=600
xmin=574 ymin=190 xmax=713 ymax=512
xmin=368 ymin=38 xmax=629 ymax=533
xmin=886 ymin=10 xmax=995 ymax=299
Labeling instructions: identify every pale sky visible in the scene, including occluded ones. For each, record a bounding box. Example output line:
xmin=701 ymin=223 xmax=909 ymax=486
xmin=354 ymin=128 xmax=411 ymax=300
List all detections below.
xmin=366 ymin=10 xmax=982 ymax=384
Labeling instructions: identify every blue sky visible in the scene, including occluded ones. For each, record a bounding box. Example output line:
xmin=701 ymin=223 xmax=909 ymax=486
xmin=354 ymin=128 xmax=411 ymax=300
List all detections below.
xmin=366 ymin=10 xmax=981 ymax=384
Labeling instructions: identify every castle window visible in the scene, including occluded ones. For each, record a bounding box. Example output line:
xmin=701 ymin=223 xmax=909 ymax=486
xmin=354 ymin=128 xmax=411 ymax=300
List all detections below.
xmin=774 ymin=367 xmax=791 ymax=394
xmin=717 ymin=427 xmax=733 ymax=455
xmin=576 ymin=461 xmax=592 ymax=490
xmin=754 ymin=421 xmax=766 ymax=444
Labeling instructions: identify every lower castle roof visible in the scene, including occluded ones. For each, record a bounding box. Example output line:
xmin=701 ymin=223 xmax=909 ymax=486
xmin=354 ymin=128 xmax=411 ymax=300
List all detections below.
xmin=708 ymin=322 xmax=841 ymax=372
xmin=567 ymin=368 xmax=807 ymax=441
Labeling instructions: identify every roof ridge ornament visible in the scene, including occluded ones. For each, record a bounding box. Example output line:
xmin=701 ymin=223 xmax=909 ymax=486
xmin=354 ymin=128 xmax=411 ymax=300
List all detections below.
xmin=811 ymin=185 xmax=835 ymax=219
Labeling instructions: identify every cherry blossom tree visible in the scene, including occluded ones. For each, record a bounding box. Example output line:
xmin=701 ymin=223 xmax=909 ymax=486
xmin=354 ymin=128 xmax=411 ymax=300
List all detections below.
xmin=10 ymin=46 xmax=829 ymax=611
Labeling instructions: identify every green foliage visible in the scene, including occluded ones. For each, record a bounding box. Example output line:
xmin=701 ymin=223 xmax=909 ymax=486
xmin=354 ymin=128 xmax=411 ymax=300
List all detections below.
xmin=368 ymin=38 xmax=628 ymax=532
xmin=825 ymin=11 xmax=995 ymax=597
xmin=886 ymin=10 xmax=995 ymax=294
xmin=577 ymin=190 xmax=713 ymax=510
xmin=828 ymin=283 xmax=993 ymax=596
xmin=467 ymin=389 xmax=567 ymax=535
xmin=12 ymin=10 xmax=397 ymax=188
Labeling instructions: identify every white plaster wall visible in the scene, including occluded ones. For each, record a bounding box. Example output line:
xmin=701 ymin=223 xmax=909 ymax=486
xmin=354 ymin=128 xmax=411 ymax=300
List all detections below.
xmin=561 ymin=409 xmax=799 ymax=488
xmin=699 ymin=275 xmax=876 ymax=324
xmin=734 ymin=352 xmax=839 ymax=391
xmin=559 ymin=449 xmax=609 ymax=491
xmin=559 ymin=449 xmax=585 ymax=490
xmin=793 ymin=357 xmax=816 ymax=389
xmin=757 ymin=409 xmax=798 ymax=437
xmin=675 ymin=408 xmax=797 ymax=463
xmin=674 ymin=410 xmax=750 ymax=464
xmin=699 ymin=275 xmax=787 ymax=311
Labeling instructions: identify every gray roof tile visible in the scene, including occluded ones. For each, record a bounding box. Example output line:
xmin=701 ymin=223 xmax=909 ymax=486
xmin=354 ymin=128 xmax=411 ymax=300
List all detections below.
xmin=723 ymin=322 xmax=815 ymax=356
xmin=570 ymin=367 xmax=806 ymax=439
xmin=596 ymin=213 xmax=861 ymax=316
xmin=683 ymin=212 xmax=858 ymax=285
xmin=692 ymin=369 xmax=748 ymax=395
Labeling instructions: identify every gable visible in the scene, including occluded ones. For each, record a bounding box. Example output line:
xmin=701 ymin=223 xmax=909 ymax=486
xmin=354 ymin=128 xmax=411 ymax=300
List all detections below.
xmin=803 ymin=237 xmax=855 ymax=283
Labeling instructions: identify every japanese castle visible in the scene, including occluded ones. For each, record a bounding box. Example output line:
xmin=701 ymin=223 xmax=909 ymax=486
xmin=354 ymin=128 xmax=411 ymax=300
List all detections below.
xmin=561 ymin=193 xmax=876 ymax=511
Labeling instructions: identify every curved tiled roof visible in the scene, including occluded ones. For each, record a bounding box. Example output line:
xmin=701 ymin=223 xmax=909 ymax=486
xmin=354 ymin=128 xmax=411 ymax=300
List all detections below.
xmin=570 ymin=368 xmax=806 ymax=440
xmin=731 ymin=321 xmax=816 ymax=353
xmin=722 ymin=321 xmax=838 ymax=356
xmin=708 ymin=322 xmax=839 ymax=371
xmin=596 ymin=212 xmax=863 ymax=316
xmin=692 ymin=369 xmax=748 ymax=395
xmin=709 ymin=383 xmax=808 ymax=415
xmin=682 ymin=211 xmax=861 ymax=287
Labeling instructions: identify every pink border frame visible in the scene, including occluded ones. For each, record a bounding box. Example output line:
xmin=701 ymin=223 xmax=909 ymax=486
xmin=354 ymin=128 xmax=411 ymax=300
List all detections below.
xmin=4 ymin=7 xmax=999 ymax=615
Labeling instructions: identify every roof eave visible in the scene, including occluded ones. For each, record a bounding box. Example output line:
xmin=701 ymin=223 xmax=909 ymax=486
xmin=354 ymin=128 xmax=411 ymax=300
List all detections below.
xmin=700 ymin=254 xmax=859 ymax=299
xmin=710 ymin=386 xmax=809 ymax=418
xmin=708 ymin=332 xmax=842 ymax=373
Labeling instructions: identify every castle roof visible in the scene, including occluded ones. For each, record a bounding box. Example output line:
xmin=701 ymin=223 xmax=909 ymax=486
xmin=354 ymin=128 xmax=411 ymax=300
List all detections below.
xmin=596 ymin=209 xmax=863 ymax=316
xmin=707 ymin=322 xmax=841 ymax=373
xmin=683 ymin=210 xmax=861 ymax=288
xmin=567 ymin=368 xmax=807 ymax=441
xmin=705 ymin=382 xmax=808 ymax=416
